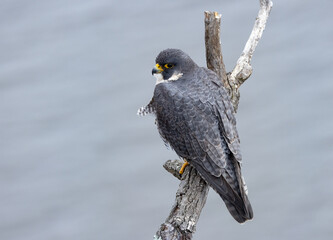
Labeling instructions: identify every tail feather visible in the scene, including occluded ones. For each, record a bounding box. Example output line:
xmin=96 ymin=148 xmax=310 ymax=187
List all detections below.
xmin=191 ymin=161 xmax=253 ymax=223
xmin=215 ymin=173 xmax=253 ymax=223
xmin=222 ymin=189 xmax=253 ymax=223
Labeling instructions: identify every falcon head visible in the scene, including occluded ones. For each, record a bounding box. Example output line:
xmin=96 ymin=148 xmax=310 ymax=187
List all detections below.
xmin=152 ymin=49 xmax=198 ymax=84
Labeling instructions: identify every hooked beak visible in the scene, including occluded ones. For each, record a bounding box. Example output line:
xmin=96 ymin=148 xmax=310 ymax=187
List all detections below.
xmin=152 ymin=64 xmax=163 ymax=75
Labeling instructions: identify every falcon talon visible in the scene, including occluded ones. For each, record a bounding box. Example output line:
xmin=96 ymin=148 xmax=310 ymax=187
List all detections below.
xmin=139 ymin=49 xmax=253 ymax=223
xmin=179 ymin=161 xmax=189 ymax=174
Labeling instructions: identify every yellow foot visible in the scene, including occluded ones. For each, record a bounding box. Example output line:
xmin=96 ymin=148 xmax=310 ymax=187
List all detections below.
xmin=179 ymin=160 xmax=189 ymax=174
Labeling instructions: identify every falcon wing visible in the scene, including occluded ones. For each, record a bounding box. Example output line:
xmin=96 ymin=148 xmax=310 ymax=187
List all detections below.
xmin=137 ymin=98 xmax=154 ymax=116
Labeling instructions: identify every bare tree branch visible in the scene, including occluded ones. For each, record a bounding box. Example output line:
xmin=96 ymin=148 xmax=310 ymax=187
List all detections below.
xmin=154 ymin=161 xmax=209 ymax=240
xmin=154 ymin=1 xmax=273 ymax=239
xmin=228 ymin=0 xmax=273 ymax=111
xmin=204 ymin=11 xmax=227 ymax=85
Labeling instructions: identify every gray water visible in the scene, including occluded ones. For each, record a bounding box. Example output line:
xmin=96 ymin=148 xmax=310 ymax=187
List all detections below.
xmin=1 ymin=0 xmax=333 ymax=239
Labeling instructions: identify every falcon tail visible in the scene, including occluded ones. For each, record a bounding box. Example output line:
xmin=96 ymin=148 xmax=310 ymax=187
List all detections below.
xmin=222 ymin=186 xmax=253 ymax=223
xmin=193 ymin=162 xmax=253 ymax=223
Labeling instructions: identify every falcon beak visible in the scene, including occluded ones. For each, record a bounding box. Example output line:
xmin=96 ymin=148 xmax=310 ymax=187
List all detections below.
xmin=152 ymin=64 xmax=163 ymax=75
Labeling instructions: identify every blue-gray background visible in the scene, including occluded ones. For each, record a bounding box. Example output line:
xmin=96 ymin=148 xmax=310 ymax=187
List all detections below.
xmin=1 ymin=0 xmax=332 ymax=239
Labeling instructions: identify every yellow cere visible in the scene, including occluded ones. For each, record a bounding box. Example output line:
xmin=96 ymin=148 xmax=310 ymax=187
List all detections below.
xmin=155 ymin=64 xmax=163 ymax=71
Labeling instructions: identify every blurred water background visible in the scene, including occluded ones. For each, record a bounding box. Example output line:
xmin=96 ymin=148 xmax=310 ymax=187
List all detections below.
xmin=0 ymin=0 xmax=332 ymax=239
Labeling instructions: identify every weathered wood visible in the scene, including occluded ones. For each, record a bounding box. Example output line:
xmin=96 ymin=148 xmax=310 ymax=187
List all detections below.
xmin=204 ymin=11 xmax=228 ymax=85
xmin=154 ymin=161 xmax=209 ymax=240
xmin=154 ymin=1 xmax=273 ymax=239
xmin=228 ymin=0 xmax=273 ymax=111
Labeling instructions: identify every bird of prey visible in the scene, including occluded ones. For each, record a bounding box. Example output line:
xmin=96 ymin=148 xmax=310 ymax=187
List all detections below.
xmin=138 ymin=48 xmax=253 ymax=223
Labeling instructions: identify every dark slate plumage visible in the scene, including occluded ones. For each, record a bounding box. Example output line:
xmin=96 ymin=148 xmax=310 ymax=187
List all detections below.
xmin=140 ymin=49 xmax=253 ymax=223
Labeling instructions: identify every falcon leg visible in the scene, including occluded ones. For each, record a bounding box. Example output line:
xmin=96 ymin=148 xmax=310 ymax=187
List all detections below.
xmin=179 ymin=160 xmax=189 ymax=174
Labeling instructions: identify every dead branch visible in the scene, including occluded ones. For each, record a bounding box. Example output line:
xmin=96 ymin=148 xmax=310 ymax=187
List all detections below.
xmin=227 ymin=0 xmax=273 ymax=111
xmin=154 ymin=160 xmax=209 ymax=240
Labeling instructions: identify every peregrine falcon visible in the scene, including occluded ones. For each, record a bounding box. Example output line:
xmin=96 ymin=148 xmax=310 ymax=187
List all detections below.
xmin=138 ymin=49 xmax=253 ymax=223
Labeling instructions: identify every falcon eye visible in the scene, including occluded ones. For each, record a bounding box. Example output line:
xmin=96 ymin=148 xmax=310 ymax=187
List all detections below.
xmin=164 ymin=63 xmax=174 ymax=69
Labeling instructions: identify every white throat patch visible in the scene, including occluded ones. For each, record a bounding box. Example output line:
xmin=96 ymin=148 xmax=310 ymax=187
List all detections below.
xmin=154 ymin=72 xmax=183 ymax=85
xmin=154 ymin=73 xmax=164 ymax=85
